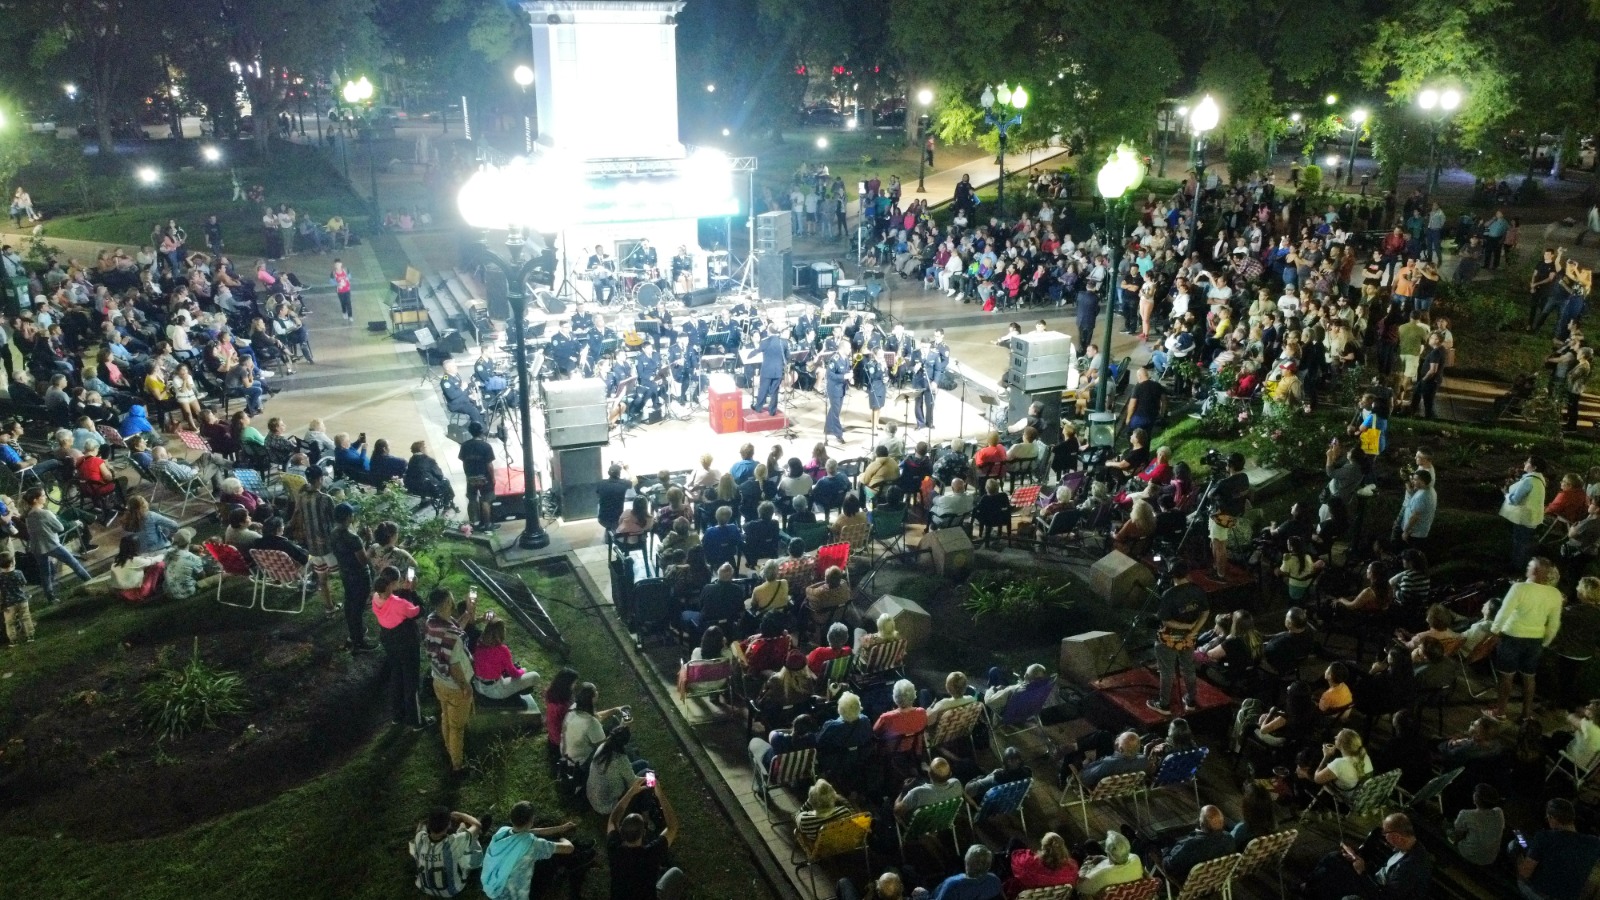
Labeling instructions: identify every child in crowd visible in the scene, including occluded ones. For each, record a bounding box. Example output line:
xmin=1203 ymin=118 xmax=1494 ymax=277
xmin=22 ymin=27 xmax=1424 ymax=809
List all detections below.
xmin=0 ymin=552 xmax=33 ymax=645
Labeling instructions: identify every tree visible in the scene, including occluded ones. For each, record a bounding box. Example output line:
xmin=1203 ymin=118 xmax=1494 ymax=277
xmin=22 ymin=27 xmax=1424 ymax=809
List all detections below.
xmin=30 ymin=0 xmax=165 ymax=155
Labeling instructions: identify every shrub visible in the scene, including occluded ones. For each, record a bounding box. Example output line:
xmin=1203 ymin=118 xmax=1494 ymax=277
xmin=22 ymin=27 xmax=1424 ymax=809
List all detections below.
xmin=138 ymin=638 xmax=248 ymax=742
xmin=1224 ymin=145 xmax=1266 ymax=185
xmin=344 ymin=483 xmax=451 ymax=557
xmin=1245 ymin=408 xmax=1342 ymax=473
xmin=963 ymin=572 xmax=1073 ymax=622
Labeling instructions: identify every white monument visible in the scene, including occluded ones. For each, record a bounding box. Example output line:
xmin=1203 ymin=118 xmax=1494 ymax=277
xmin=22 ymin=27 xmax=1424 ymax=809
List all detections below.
xmin=520 ymin=0 xmax=738 ymax=299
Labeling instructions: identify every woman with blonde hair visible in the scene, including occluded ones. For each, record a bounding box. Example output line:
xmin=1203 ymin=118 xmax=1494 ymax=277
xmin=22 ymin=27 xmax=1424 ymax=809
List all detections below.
xmin=1004 ymin=831 xmax=1078 ymax=898
xmin=1301 ymin=727 xmax=1372 ymax=803
xmin=794 ymin=778 xmax=853 ymax=839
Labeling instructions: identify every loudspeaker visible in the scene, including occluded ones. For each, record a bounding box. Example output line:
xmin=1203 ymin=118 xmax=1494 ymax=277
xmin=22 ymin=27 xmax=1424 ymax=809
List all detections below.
xmin=757 ymin=250 xmax=789 ymax=302
xmin=755 ymin=210 xmax=792 ymax=253
xmin=862 ymin=595 xmax=933 ymax=651
xmin=917 ymin=527 xmax=973 ymax=577
xmin=1060 ymin=630 xmax=1132 ymax=686
xmin=490 ymin=465 xmax=536 ymax=522
xmin=553 ymin=446 xmax=603 ymax=521
xmin=683 ymin=287 xmax=719 ymax=308
xmin=533 ymin=289 xmax=566 ymax=316
xmin=1089 ymin=550 xmax=1155 ymax=607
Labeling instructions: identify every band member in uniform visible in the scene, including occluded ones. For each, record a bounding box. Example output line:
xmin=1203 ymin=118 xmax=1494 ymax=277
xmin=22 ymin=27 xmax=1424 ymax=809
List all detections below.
xmin=586 ymin=312 xmax=616 ymax=361
xmin=570 ymin=301 xmax=595 ymax=335
xmin=548 ymin=321 xmax=580 ymax=377
xmin=913 ymin=340 xmax=936 ymax=430
xmin=634 ymin=340 xmax=667 ymax=421
xmin=670 ymin=332 xmax=703 ymax=407
xmin=606 ymin=354 xmax=639 ymax=421
xmin=885 ymin=323 xmax=909 ymax=355
xmin=753 ymin=323 xmax=788 ymax=416
xmin=671 ymin=244 xmax=695 ymax=292
xmin=631 ymin=238 xmax=660 ymax=278
xmin=440 ymin=359 xmax=486 ymax=428
xmin=473 ymin=346 xmax=508 ymax=402
xmin=824 ymin=348 xmax=851 ymax=445
xmin=586 ymin=244 xmax=617 ymax=303
xmin=863 ymin=348 xmax=888 ymax=432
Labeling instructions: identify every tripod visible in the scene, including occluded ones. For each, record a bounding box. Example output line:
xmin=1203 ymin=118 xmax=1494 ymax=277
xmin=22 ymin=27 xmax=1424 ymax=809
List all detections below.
xmin=552 ymin=230 xmax=581 ymax=302
xmin=1174 ymin=472 xmax=1224 ymax=566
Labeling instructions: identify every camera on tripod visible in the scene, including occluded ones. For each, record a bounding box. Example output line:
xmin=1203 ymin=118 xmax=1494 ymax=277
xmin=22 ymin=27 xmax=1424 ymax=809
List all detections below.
xmin=1202 ymin=447 xmax=1227 ymax=470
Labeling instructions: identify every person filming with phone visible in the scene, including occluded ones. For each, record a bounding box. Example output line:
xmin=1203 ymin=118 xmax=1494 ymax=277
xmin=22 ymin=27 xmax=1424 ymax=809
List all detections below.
xmin=605 ymin=773 xmax=681 ymax=900
xmin=1302 ymin=812 xmax=1432 ymax=899
xmin=1511 ymin=798 xmax=1600 ymax=900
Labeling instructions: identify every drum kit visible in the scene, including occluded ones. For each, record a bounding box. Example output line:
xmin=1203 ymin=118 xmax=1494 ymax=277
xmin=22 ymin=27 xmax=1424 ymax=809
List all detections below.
xmin=595 ymin=266 xmax=674 ymax=313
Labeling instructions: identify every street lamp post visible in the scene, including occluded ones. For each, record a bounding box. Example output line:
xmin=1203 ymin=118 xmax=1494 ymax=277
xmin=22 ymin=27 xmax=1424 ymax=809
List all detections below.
xmin=980 ymin=83 xmax=1028 ymax=216
xmin=1188 ymin=94 xmax=1219 ymax=229
xmin=457 ymin=162 xmax=554 ymax=551
xmin=513 ymin=65 xmax=534 ymax=153
xmin=1346 ymin=108 xmax=1367 ymax=185
xmin=1094 ymin=143 xmax=1147 ymax=414
xmin=1417 ymin=87 xmax=1462 ymax=196
xmin=343 ymin=76 xmax=378 ymax=222
xmin=915 ymin=88 xmax=933 ymax=193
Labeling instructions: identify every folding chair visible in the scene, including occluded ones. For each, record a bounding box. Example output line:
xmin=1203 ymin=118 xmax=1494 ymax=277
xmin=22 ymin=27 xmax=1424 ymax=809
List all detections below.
xmin=204 ymin=541 xmax=255 ymax=609
xmin=895 ymin=795 xmax=963 ymax=860
xmin=175 ymin=428 xmax=216 ymax=457
xmin=611 ymin=530 xmax=653 ymax=578
xmin=1163 ymin=851 xmax=1241 ymax=900
xmin=987 ymin=676 xmax=1058 ymax=759
xmin=232 ymin=468 xmax=266 ymax=496
xmin=967 ymin=777 xmax=1032 ymax=834
xmin=1141 ymin=747 xmax=1210 ymax=823
xmin=819 ymin=652 xmax=854 ymax=690
xmin=863 ymin=507 xmax=910 ymax=590
xmin=628 ymin=577 xmax=674 ymax=645
xmin=1399 ymin=766 xmax=1462 ymax=816
xmin=157 ymin=466 xmax=210 ymax=517
xmin=926 ymin=700 xmax=985 ymax=760
xmin=751 ymin=745 xmax=816 ymax=810
xmin=276 ymin=472 xmax=307 ymax=497
xmin=96 ymin=426 xmax=132 ymax=472
xmin=1100 ymin=878 xmax=1162 ymax=900
xmin=815 ymin=540 xmax=851 ymax=577
xmin=788 ymin=520 xmax=831 ymax=552
xmin=837 ymin=522 xmax=870 ymax=555
xmin=1226 ymin=828 xmax=1299 ymax=900
xmin=1547 ymin=746 xmax=1600 ymax=792
xmin=792 ymin=812 xmax=872 ymax=900
xmin=850 ymin=638 xmax=907 ymax=685
xmin=677 ymin=657 xmax=733 ymax=703
xmin=1059 ymin=770 xmax=1146 ymax=835
xmin=248 ymin=548 xmax=308 ymax=614
xmin=1015 ymin=886 xmax=1074 ymax=900
xmin=1315 ymin=768 xmax=1403 ymax=841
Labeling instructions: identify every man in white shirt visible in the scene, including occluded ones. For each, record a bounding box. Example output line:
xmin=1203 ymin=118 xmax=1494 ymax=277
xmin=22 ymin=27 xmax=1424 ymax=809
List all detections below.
xmin=1077 ymin=829 xmax=1144 ymax=897
xmin=930 ymin=477 xmax=975 ymax=524
xmin=1488 ymin=556 xmax=1563 ymax=721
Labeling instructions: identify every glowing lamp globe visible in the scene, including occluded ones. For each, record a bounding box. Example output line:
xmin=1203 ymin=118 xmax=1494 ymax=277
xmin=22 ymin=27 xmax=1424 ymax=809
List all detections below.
xmin=917 ymin=89 xmax=933 ymax=106
xmin=1011 ymin=85 xmax=1029 ymax=110
xmin=1418 ymin=89 xmax=1439 ymax=110
xmin=1192 ymin=95 xmax=1219 ymax=133
xmin=995 ymin=83 xmax=1012 ymax=106
xmin=1351 ymin=108 xmax=1368 ymax=124
xmin=980 ymin=86 xmax=995 ymax=109
xmin=1440 ymin=89 xmax=1461 ymax=111
xmin=513 ymin=66 xmax=534 ymax=88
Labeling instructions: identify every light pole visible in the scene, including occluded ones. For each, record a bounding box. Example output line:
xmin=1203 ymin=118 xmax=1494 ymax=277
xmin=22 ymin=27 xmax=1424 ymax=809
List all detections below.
xmin=1188 ymin=94 xmax=1219 ymax=228
xmin=1094 ymin=143 xmax=1147 ymax=415
xmin=1417 ymin=87 xmax=1462 ymax=195
xmin=980 ymin=83 xmax=1028 ymax=216
xmin=457 ymin=161 xmax=555 ymax=551
xmin=343 ymin=76 xmax=378 ymax=222
xmin=513 ymin=65 xmax=534 ymax=153
xmin=915 ymin=88 xmax=933 ymax=193
xmin=1159 ymin=105 xmax=1186 ymax=179
xmin=1346 ymin=108 xmax=1367 ymax=185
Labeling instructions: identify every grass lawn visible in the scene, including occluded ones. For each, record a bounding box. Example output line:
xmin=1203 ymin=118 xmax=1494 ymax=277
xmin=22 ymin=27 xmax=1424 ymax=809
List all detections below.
xmin=16 ymin=140 xmax=369 ymax=262
xmin=0 ymin=542 xmax=766 ymax=899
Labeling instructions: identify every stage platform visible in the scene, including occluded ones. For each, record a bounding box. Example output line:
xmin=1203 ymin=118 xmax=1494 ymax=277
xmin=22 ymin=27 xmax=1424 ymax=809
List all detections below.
xmin=1088 ymin=666 xmax=1236 ymax=729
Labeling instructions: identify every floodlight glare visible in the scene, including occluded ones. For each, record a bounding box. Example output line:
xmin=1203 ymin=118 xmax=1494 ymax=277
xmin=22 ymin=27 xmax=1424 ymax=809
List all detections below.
xmin=513 ymin=65 xmax=534 ymax=87
xmin=136 ymin=167 xmax=160 ymax=185
xmin=201 ymin=146 xmax=221 ymax=162
xmin=917 ymin=89 xmax=933 ymax=106
xmin=816 ymin=136 xmax=828 ymax=149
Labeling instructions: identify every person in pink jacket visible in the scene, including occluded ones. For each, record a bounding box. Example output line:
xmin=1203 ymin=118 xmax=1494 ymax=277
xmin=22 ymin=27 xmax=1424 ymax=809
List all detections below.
xmin=373 ymin=566 xmax=429 ymax=729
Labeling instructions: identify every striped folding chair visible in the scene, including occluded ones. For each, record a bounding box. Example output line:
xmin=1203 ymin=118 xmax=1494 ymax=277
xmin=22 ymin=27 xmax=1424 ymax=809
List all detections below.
xmin=850 ymin=638 xmax=907 ymax=684
xmin=157 ymin=466 xmax=210 ymax=517
xmin=175 ymin=429 xmax=215 ymax=456
xmin=1315 ymin=768 xmax=1403 ymax=842
xmin=677 ymin=657 xmax=732 ymax=703
xmin=925 ymin=699 xmax=985 ymax=759
xmin=1101 ymin=878 xmax=1162 ymax=900
xmin=750 ymin=746 xmax=816 ymax=809
xmin=275 ymin=472 xmax=307 ymax=499
xmin=248 ymin=548 xmax=308 ymax=614
xmin=968 ymin=777 xmax=1032 ymax=834
xmin=204 ymin=541 xmax=255 ymax=609
xmin=1227 ymin=828 xmax=1299 ymax=900
xmin=1015 ymin=885 xmax=1074 ymax=900
xmin=837 ymin=522 xmax=871 ymax=555
xmin=233 ymin=468 xmax=266 ymax=496
xmin=895 ymin=795 xmax=963 ymax=860
xmin=820 ymin=652 xmax=853 ymax=689
xmin=1142 ymin=747 xmax=1210 ymax=821
xmin=1060 ymin=770 xmax=1146 ymax=835
xmin=792 ymin=811 xmax=872 ymax=900
xmin=1163 ymin=851 xmax=1241 ymax=900
xmin=815 ymin=540 xmax=850 ymax=576
xmin=96 ymin=426 xmax=132 ymax=472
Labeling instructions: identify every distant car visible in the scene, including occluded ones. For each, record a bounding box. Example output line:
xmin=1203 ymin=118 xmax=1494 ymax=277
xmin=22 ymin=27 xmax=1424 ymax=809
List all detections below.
xmin=874 ymin=107 xmax=907 ymax=129
xmin=25 ymin=118 xmax=56 ymax=135
xmin=801 ymin=106 xmax=843 ymax=128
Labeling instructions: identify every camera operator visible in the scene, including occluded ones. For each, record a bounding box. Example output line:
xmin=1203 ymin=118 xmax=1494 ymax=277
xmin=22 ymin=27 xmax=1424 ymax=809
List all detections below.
xmin=1208 ymin=452 xmax=1251 ymax=580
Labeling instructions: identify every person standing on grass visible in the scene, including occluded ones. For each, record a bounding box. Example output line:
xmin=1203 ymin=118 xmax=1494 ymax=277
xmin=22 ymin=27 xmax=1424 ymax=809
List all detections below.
xmin=330 ymin=503 xmax=373 ymax=653
xmin=424 ymin=587 xmax=477 ymax=777
xmin=332 ymin=259 xmax=354 ymax=322
xmin=288 ymin=465 xmax=338 ymax=614
xmin=0 ymin=551 xmax=33 ymax=645
xmin=23 ymin=487 xmax=91 ymax=604
xmin=373 ymin=565 xmax=429 ymax=729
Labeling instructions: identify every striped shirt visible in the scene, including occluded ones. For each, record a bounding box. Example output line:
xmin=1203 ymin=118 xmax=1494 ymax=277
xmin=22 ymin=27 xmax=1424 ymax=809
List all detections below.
xmin=1391 ymin=570 xmax=1432 ymax=609
xmin=290 ymin=484 xmax=335 ymax=555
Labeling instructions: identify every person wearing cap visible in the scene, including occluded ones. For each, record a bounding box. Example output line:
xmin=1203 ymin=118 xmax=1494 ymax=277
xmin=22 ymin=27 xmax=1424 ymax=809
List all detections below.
xmin=1076 ymin=830 xmax=1143 ymax=898
xmin=1265 ymin=362 xmax=1303 ymax=415
xmin=287 ymin=464 xmax=337 ymax=613
xmin=964 ymin=745 xmax=1031 ymax=803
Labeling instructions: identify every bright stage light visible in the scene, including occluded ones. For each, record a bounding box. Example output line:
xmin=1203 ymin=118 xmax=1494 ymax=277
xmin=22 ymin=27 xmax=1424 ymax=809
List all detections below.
xmin=816 ymin=136 xmax=828 ymax=149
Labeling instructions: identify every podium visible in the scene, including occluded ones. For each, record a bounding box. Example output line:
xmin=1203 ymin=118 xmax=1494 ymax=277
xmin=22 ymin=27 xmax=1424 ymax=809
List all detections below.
xmin=708 ymin=373 xmax=742 ymax=434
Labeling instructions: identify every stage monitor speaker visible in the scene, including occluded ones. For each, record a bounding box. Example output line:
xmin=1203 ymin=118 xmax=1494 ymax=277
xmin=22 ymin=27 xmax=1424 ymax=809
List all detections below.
xmin=918 ymin=527 xmax=973 ymax=578
xmin=757 ymin=250 xmax=789 ymax=303
xmin=533 ymin=289 xmax=566 ymax=316
xmin=1060 ymin=630 xmax=1132 ymax=686
xmin=862 ymin=595 xmax=933 ymax=652
xmin=683 ymin=287 xmax=719 ymax=308
xmin=1089 ymin=550 xmax=1156 ymax=608
xmin=755 ymin=210 xmax=792 ymax=253
xmin=490 ymin=465 xmax=538 ymax=522
xmin=553 ymin=446 xmax=603 ymax=521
